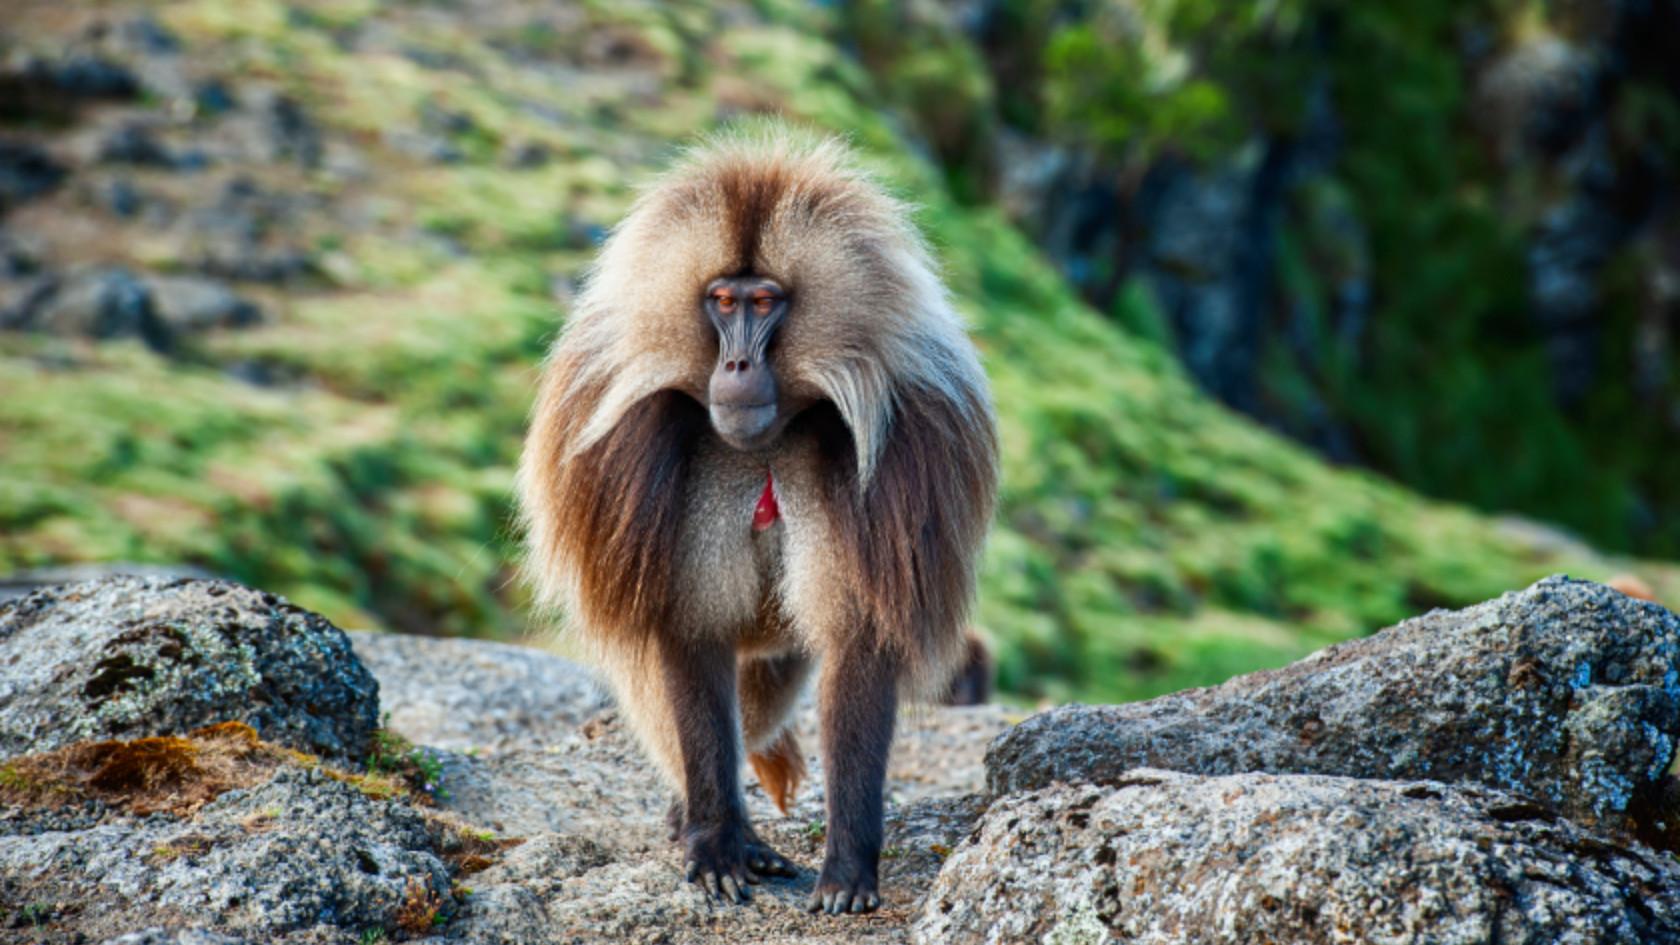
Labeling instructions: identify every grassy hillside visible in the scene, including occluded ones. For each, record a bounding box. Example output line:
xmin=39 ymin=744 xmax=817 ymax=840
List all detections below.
xmin=1 ymin=0 xmax=1674 ymax=703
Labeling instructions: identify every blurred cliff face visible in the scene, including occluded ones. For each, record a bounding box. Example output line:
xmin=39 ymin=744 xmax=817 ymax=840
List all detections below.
xmin=846 ymin=0 xmax=1680 ymax=556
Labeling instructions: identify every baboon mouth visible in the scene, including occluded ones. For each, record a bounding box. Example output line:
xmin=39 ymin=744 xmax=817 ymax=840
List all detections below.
xmin=709 ymin=402 xmax=779 ymax=448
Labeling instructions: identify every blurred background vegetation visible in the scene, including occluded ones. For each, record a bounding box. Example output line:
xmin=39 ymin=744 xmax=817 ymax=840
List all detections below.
xmin=1 ymin=0 xmax=1676 ymax=703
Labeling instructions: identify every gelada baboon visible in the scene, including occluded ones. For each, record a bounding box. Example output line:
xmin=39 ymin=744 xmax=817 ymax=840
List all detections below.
xmin=517 ymin=125 xmax=997 ymax=915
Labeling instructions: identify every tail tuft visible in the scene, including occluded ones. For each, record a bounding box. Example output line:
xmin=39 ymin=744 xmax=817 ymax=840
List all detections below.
xmin=747 ymin=728 xmax=806 ymax=815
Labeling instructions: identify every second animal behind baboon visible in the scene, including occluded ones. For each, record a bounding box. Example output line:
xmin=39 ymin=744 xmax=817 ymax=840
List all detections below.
xmin=518 ymin=125 xmax=998 ymax=915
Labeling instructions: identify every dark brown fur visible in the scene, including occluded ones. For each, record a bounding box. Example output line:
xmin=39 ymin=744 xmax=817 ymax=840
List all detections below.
xmin=536 ymin=381 xmax=706 ymax=641
xmin=811 ymin=384 xmax=997 ymax=661
xmin=942 ymin=630 xmax=994 ymax=706
xmin=716 ymin=161 xmax=792 ymax=275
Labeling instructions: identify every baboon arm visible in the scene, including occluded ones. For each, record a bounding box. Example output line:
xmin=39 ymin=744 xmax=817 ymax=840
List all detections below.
xmin=658 ymin=636 xmax=746 ymax=828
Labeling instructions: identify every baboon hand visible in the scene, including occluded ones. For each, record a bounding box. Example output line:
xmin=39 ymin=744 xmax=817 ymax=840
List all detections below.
xmin=684 ymin=828 xmax=752 ymax=904
xmin=683 ymin=824 xmax=796 ymax=904
xmin=744 ymin=835 xmax=798 ymax=879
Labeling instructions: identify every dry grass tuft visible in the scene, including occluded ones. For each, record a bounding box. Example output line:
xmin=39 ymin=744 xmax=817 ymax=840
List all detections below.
xmin=0 ymin=721 xmax=522 ymax=885
xmin=452 ymin=854 xmax=495 ymax=874
xmin=393 ymin=877 xmax=446 ymax=935
xmin=415 ymin=806 xmax=526 ymax=874
xmin=0 ymin=721 xmax=285 ymax=816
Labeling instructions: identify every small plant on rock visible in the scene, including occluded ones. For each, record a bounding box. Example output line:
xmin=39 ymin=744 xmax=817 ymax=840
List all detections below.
xmin=366 ymin=719 xmax=448 ymax=802
xmin=19 ymin=902 xmax=54 ymax=928
xmin=393 ymin=878 xmax=448 ymax=935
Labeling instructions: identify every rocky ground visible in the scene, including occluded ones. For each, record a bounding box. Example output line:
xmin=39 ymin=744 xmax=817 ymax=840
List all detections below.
xmin=1 ymin=575 xmax=1679 ymax=944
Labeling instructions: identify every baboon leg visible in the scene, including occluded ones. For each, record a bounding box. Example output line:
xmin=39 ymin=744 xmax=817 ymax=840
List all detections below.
xmin=940 ymin=629 xmax=993 ymax=706
xmin=740 ymin=650 xmax=813 ymax=815
xmin=808 ymin=639 xmax=897 ymax=915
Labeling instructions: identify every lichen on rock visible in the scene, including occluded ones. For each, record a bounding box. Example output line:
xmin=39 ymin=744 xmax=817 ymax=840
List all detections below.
xmin=986 ymin=576 xmax=1680 ymax=836
xmin=916 ymin=769 xmax=1680 ymax=945
xmin=0 ymin=576 xmax=379 ymax=762
xmin=2 ymin=766 xmax=458 ymax=941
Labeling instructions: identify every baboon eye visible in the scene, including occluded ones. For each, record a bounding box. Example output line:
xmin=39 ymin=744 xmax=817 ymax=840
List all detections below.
xmin=753 ymin=296 xmax=774 ymax=316
xmin=712 ymin=291 xmax=736 ymax=313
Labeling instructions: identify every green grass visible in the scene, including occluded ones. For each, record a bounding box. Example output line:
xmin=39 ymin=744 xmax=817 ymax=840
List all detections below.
xmin=0 ymin=0 xmax=1674 ymax=702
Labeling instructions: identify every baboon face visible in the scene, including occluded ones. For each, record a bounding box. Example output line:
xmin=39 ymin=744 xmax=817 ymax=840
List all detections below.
xmin=701 ymin=274 xmax=792 ymax=450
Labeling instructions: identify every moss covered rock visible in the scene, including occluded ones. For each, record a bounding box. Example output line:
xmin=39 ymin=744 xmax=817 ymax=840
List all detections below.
xmin=0 ymin=576 xmax=378 ymax=762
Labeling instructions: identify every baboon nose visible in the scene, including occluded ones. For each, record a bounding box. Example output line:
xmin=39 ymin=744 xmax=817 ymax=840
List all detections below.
xmin=710 ymin=358 xmax=775 ymax=409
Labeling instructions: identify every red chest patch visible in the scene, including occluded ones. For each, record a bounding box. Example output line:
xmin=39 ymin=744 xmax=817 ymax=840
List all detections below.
xmin=752 ymin=470 xmax=780 ymax=532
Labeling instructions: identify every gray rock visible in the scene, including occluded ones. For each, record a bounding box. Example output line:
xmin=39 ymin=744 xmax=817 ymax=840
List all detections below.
xmin=448 ymin=793 xmax=986 ymax=945
xmin=419 ymin=101 xmax=477 ymax=136
xmin=147 ymin=275 xmax=263 ymax=331
xmin=193 ymin=79 xmax=237 ymax=117
xmin=102 ymin=931 xmax=249 ymax=945
xmin=195 ymin=246 xmax=316 ymax=284
xmin=502 ymin=140 xmax=551 ymax=168
xmin=6 ymin=617 xmax=1010 ymax=945
xmin=115 ymin=16 xmax=184 ymax=57
xmin=247 ymin=89 xmax=322 ymax=168
xmin=97 ymin=122 xmax=179 ymax=167
xmin=96 ymin=175 xmax=148 ymax=218
xmin=915 ymin=769 xmax=1680 ymax=945
xmin=0 ymin=576 xmax=379 ymax=762
xmin=3 ymin=768 xmax=454 ymax=943
xmin=430 ymin=696 xmax=1009 ymax=944
xmin=178 ymin=178 xmax=319 ymax=283
xmin=352 ymin=629 xmax=1014 ymax=833
xmin=0 ymin=138 xmax=68 ymax=211
xmin=348 ymin=632 xmax=608 ymax=753
xmin=350 ymin=629 xmax=1012 ymax=943
xmin=987 ymin=576 xmax=1680 ymax=833
xmin=17 ymin=54 xmax=141 ymax=100
xmin=0 ymin=229 xmax=41 ymax=277
xmin=33 ymin=578 xmax=1674 ymax=943
xmin=0 ymin=562 xmax=216 ymax=605
xmin=383 ymin=129 xmax=464 ymax=165
xmin=12 ymin=267 xmax=174 ymax=352
xmin=0 ymin=54 xmax=139 ymax=125
xmin=0 ymin=273 xmax=59 ymax=329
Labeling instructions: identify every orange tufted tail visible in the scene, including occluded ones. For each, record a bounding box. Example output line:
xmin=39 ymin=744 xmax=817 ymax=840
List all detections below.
xmin=748 ymin=728 xmax=806 ymax=815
